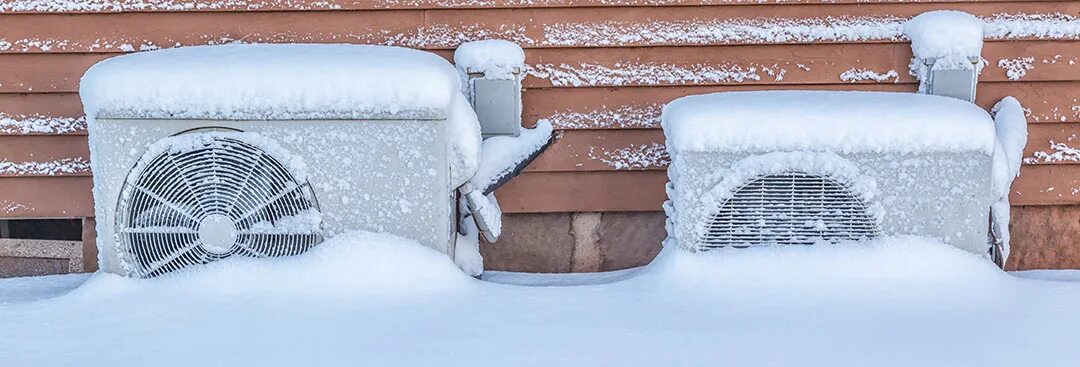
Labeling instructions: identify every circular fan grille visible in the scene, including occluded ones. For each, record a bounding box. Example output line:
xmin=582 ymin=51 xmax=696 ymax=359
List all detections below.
xmin=116 ymin=133 xmax=323 ymax=277
xmin=702 ymin=172 xmax=879 ymax=249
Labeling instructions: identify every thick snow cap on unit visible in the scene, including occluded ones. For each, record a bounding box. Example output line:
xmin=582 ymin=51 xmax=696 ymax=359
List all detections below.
xmin=904 ymin=10 xmax=986 ymax=60
xmin=453 ymin=40 xmax=525 ymax=79
xmin=80 ymin=44 xmax=461 ymax=120
xmin=80 ymin=44 xmax=482 ymax=187
xmin=662 ymin=91 xmax=996 ymax=154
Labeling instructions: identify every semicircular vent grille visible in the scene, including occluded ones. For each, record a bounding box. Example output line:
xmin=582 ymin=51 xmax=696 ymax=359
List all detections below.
xmin=702 ymin=172 xmax=879 ymax=249
xmin=117 ymin=133 xmax=323 ymax=277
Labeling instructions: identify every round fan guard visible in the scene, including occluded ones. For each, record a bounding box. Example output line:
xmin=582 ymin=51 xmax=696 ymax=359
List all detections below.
xmin=116 ymin=131 xmax=323 ymax=277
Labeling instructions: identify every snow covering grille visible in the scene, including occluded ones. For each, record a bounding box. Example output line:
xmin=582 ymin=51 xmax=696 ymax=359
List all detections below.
xmin=116 ymin=135 xmax=322 ymax=277
xmin=702 ymin=172 xmax=879 ymax=248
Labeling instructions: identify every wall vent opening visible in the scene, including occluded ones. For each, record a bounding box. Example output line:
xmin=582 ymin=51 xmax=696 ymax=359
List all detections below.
xmin=0 ymin=219 xmax=82 ymax=241
xmin=702 ymin=172 xmax=879 ymax=249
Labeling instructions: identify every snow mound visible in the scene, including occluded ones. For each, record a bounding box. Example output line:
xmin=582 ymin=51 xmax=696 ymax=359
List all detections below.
xmin=645 ymin=236 xmax=1008 ymax=290
xmin=68 ymin=231 xmax=474 ymax=299
xmin=904 ymin=11 xmax=985 ymax=60
xmin=80 ymin=44 xmax=460 ymax=120
xmin=990 ymin=97 xmax=1028 ymax=262
xmin=454 ymin=40 xmax=525 ymax=79
xmin=903 ymin=11 xmax=987 ymax=91
xmin=661 ymin=91 xmax=996 ymax=154
xmin=992 ymin=97 xmax=1028 ymax=194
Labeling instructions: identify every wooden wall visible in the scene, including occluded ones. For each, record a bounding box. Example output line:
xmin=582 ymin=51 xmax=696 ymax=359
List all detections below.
xmin=1 ymin=0 xmax=1077 ymax=269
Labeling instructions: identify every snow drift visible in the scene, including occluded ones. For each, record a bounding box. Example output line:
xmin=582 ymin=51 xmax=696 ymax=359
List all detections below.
xmin=2 ymin=234 xmax=1080 ymax=366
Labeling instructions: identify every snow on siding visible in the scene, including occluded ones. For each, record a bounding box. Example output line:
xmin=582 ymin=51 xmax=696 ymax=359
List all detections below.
xmin=839 ymin=68 xmax=899 ymax=83
xmin=587 ymin=143 xmax=670 ymax=170
xmin=998 ymin=57 xmax=1036 ymax=81
xmin=1024 ymin=136 xmax=1080 ymax=164
xmin=1021 ymin=98 xmax=1079 ymax=123
xmin=544 ymin=16 xmax=907 ymax=46
xmin=0 ymin=201 xmax=31 ymax=214
xmin=540 ymin=104 xmax=661 ymax=129
xmin=1 ymin=13 xmax=1078 ymax=53
xmin=984 ymin=13 xmax=1080 ymax=40
xmin=0 ymin=114 xmax=87 ymax=135
xmin=529 ymin=62 xmax=800 ymax=87
xmin=0 ymin=0 xmax=344 ymax=12
xmin=0 ymin=158 xmax=91 ymax=176
xmin=0 ymin=25 xmax=535 ymax=53
xmin=545 ymin=13 xmax=1080 ymax=47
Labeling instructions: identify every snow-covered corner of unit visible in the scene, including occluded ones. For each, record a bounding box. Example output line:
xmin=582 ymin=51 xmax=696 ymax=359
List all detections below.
xmin=661 ymin=91 xmax=996 ymax=155
xmin=989 ymin=96 xmax=1029 ymax=263
xmin=453 ymin=40 xmax=525 ymax=80
xmin=448 ymin=95 xmax=483 ymax=188
xmin=903 ymin=11 xmax=986 ymax=96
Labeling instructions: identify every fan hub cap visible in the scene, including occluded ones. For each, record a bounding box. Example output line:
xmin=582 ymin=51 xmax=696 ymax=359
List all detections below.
xmin=198 ymin=214 xmax=237 ymax=254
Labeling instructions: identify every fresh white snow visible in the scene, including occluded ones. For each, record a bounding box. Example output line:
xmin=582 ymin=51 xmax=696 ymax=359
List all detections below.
xmin=990 ymin=97 xmax=1029 ymax=262
xmin=466 ymin=119 xmax=552 ymax=193
xmin=453 ymin=39 xmax=525 ymax=79
xmin=0 ymin=113 xmax=86 ymax=135
xmin=80 ymin=43 xmax=483 ymax=188
xmin=903 ymin=11 xmax=987 ymax=92
xmin=2 ymin=233 xmax=1080 ymax=366
xmin=0 ymin=157 xmax=91 ymax=176
xmin=80 ymin=44 xmax=460 ymax=120
xmin=904 ymin=11 xmax=985 ymax=60
xmin=661 ymin=91 xmax=996 ymax=154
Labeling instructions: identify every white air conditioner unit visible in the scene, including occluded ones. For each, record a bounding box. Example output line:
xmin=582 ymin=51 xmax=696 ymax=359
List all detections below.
xmin=662 ymin=91 xmax=999 ymax=256
xmin=80 ymin=44 xmax=482 ymax=277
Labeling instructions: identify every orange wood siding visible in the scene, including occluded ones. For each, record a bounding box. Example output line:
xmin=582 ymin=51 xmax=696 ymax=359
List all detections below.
xmin=1 ymin=2 xmax=1077 ymax=226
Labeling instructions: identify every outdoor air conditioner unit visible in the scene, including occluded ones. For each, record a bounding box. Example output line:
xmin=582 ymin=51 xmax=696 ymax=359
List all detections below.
xmin=80 ymin=44 xmax=483 ymax=277
xmin=662 ymin=91 xmax=999 ymax=256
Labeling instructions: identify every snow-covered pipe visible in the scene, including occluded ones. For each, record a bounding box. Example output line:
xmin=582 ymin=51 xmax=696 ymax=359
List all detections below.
xmin=904 ymin=10 xmax=986 ymax=102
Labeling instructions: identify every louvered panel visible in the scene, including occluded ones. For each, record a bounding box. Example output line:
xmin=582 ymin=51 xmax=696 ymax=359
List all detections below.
xmin=702 ymin=172 xmax=880 ymax=248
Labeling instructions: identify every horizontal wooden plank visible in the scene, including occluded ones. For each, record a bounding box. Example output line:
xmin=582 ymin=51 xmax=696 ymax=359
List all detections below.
xmin=526 ymin=124 xmax=1080 ymax=172
xmin=526 ymin=81 xmax=1080 ymax=129
xmin=1 ymin=3 xmax=1077 ymax=53
xmin=523 ymin=42 xmax=1080 ymax=87
xmin=499 ymin=162 xmax=1080 ymax=213
xmin=0 ymin=135 xmax=90 ymax=176
xmin=1011 ymin=164 xmax=1080 ymax=205
xmin=494 ymin=171 xmax=668 ymax=212
xmin=0 ymin=177 xmax=93 ymax=217
xmin=1 ymin=0 xmax=1062 ymax=14
xmin=4 ymin=42 xmax=1078 ymax=94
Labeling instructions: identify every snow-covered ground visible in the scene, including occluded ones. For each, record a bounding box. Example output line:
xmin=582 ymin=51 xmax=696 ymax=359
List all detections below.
xmin=2 ymin=233 xmax=1080 ymax=366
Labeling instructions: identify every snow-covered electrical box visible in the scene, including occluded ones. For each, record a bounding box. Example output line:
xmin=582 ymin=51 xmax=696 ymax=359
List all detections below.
xmin=454 ymin=40 xmax=525 ymax=138
xmin=923 ymin=57 xmax=980 ymax=102
xmin=904 ymin=11 xmax=986 ymax=103
xmin=470 ymin=78 xmax=522 ymax=138
xmin=80 ymin=44 xmax=483 ymax=277
xmin=662 ymin=91 xmax=999 ymax=256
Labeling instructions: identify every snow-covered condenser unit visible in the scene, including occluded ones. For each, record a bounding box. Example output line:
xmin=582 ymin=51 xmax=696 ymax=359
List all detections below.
xmin=81 ymin=44 xmax=485 ymax=277
xmin=662 ymin=91 xmax=1001 ymax=256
